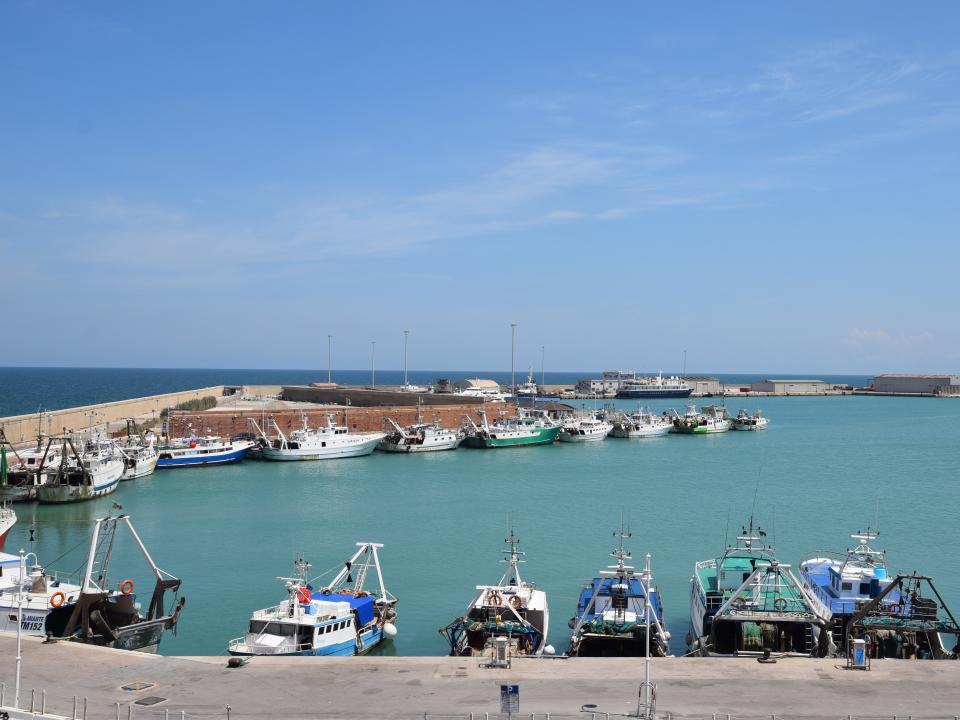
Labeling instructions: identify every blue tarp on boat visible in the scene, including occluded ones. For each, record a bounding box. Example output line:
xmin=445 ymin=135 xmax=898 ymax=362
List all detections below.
xmin=312 ymin=592 xmax=376 ymax=627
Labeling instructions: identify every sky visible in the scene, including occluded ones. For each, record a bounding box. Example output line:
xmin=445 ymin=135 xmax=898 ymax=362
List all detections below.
xmin=1 ymin=2 xmax=959 ymax=374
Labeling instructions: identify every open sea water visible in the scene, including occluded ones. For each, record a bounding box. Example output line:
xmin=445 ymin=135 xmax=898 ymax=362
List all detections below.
xmin=3 ymin=370 xmax=958 ymax=657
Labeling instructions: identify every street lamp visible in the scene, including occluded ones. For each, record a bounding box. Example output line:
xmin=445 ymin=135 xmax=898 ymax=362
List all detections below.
xmin=327 ymin=335 xmax=333 ymax=384
xmin=15 ymin=547 xmax=24 ymax=709
xmin=403 ymin=330 xmax=410 ymax=387
xmin=371 ymin=341 xmax=376 ymax=388
xmin=510 ymin=323 xmax=517 ymax=394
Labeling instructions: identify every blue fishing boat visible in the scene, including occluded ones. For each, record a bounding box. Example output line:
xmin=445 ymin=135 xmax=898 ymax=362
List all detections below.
xmin=227 ymin=542 xmax=398 ymax=657
xmin=799 ymin=530 xmax=960 ymax=659
xmin=568 ymin=526 xmax=671 ymax=657
xmin=156 ymin=436 xmax=253 ymax=468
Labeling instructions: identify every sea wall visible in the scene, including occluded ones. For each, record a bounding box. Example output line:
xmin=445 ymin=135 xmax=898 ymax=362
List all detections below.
xmin=0 ymin=386 xmax=228 ymax=446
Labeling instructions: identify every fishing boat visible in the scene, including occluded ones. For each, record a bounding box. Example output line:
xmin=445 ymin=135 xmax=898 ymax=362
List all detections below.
xmin=439 ymin=530 xmax=551 ymax=657
xmin=670 ymin=404 xmax=732 ymax=434
xmin=36 ymin=436 xmax=124 ymax=504
xmin=568 ymin=527 xmax=671 ymax=657
xmin=688 ymin=518 xmax=833 ymax=657
xmin=228 ymin=543 xmax=398 ymax=657
xmin=617 ymin=372 xmax=692 ymax=399
xmin=378 ymin=418 xmax=464 ymax=453
xmin=515 ymin=369 xmax=539 ymax=398
xmin=557 ymin=415 xmax=612 ymax=442
xmin=608 ymin=408 xmax=673 ymax=439
xmin=461 ymin=408 xmax=561 ymax=449
xmin=116 ymin=420 xmax=159 ymax=480
xmin=156 ymin=435 xmax=254 ymax=468
xmin=0 ymin=504 xmax=15 ymax=551
xmin=732 ymin=409 xmax=769 ymax=431
xmin=455 ymin=379 xmax=507 ymax=403
xmin=0 ymin=443 xmax=63 ymax=503
xmin=253 ymin=414 xmax=384 ymax=460
xmin=800 ymin=531 xmax=960 ymax=659
xmin=1 ymin=515 xmax=185 ymax=652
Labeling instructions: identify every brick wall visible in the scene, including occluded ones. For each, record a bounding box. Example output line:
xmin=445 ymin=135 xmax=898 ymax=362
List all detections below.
xmin=167 ymin=403 xmax=519 ymax=438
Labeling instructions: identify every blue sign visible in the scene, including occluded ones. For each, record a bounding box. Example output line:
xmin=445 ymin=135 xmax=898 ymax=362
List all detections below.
xmin=500 ymin=684 xmax=520 ymax=713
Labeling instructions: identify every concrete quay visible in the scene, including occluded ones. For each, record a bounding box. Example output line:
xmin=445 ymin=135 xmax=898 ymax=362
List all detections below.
xmin=2 ymin=635 xmax=958 ymax=719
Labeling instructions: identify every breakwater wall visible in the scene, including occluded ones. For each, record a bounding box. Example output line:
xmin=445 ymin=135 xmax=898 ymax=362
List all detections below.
xmin=0 ymin=386 xmax=228 ymax=446
xmin=168 ymin=402 xmax=514 ymax=437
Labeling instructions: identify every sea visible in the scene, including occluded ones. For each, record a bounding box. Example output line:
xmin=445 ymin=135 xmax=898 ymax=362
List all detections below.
xmin=2 ymin=367 xmax=958 ymax=657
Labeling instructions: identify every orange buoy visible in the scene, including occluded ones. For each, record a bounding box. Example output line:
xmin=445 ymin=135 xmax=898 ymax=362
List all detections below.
xmin=50 ymin=591 xmax=66 ymax=608
xmin=119 ymin=579 xmax=135 ymax=595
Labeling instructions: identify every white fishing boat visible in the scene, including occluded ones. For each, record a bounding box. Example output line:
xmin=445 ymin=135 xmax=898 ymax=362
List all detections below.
xmin=228 ymin=543 xmax=398 ymax=657
xmin=0 ymin=504 xmax=15 ymax=552
xmin=515 ymin=369 xmax=539 ymax=397
xmin=732 ymin=409 xmax=769 ymax=431
xmin=116 ymin=420 xmax=159 ymax=480
xmin=608 ymin=408 xmax=672 ymax=439
xmin=557 ymin=416 xmax=612 ymax=442
xmin=378 ymin=418 xmax=464 ymax=453
xmin=254 ymin=413 xmax=384 ymax=461
xmin=439 ymin=530 xmax=552 ymax=658
xmin=0 ymin=443 xmax=63 ymax=503
xmin=0 ymin=514 xmax=184 ymax=652
xmin=36 ymin=436 xmax=124 ymax=504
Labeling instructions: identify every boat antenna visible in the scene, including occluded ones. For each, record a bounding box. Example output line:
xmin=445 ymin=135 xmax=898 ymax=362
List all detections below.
xmin=723 ymin=507 xmax=730 ymax=548
xmin=873 ymin=496 xmax=880 ymax=535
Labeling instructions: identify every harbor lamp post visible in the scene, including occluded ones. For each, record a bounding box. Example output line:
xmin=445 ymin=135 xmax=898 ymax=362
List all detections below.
xmin=327 ymin=335 xmax=333 ymax=384
xmin=403 ymin=330 xmax=410 ymax=387
xmin=540 ymin=345 xmax=545 ymax=389
xmin=371 ymin=341 xmax=376 ymax=388
xmin=15 ymin=547 xmax=24 ymax=709
xmin=510 ymin=323 xmax=517 ymax=394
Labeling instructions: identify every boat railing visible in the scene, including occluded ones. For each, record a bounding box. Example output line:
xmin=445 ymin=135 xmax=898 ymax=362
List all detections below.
xmin=227 ymin=637 xmax=314 ymax=655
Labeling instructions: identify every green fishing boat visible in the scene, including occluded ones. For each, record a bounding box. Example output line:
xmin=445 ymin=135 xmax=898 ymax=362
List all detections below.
xmin=688 ymin=517 xmax=833 ymax=657
xmin=670 ymin=404 xmax=732 ymax=434
xmin=462 ymin=408 xmax=561 ymax=448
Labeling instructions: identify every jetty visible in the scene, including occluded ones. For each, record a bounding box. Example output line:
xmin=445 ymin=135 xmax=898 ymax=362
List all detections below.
xmin=1 ymin=634 xmax=959 ymax=719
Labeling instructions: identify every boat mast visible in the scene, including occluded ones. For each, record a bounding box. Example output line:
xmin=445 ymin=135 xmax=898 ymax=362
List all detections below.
xmin=498 ymin=528 xmax=524 ymax=588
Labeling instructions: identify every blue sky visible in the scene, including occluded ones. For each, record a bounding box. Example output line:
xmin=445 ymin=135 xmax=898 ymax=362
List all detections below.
xmin=2 ymin=2 xmax=958 ymax=373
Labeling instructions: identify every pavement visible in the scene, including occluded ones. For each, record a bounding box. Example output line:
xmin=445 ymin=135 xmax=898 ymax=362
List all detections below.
xmin=1 ymin=634 xmax=958 ymax=719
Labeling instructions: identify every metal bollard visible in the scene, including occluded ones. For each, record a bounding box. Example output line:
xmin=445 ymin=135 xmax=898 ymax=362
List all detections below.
xmin=42 ymin=689 xmax=46 ymax=714
xmin=128 ymin=702 xmax=134 ymax=719
xmin=31 ymin=688 xmax=36 ymax=713
xmin=83 ymin=697 xmax=88 ymax=720
xmin=226 ymin=705 xmax=231 ymax=720
xmin=115 ymin=701 xmax=121 ymax=720
xmin=165 ymin=711 xmax=169 ymax=720
xmin=73 ymin=696 xmax=78 ymax=720
xmin=1 ymin=681 xmax=5 ymax=706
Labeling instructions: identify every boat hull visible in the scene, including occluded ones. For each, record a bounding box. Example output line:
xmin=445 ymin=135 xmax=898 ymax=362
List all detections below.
xmin=609 ymin=425 xmax=671 ymax=438
xmin=262 ymin=434 xmax=383 ymax=461
xmin=0 ymin=484 xmax=38 ymax=503
xmin=229 ymin=624 xmax=384 ymax=657
xmin=156 ymin=447 xmax=250 ymax=468
xmin=672 ymin=422 xmax=732 ymax=435
xmin=617 ymin=389 xmax=692 ymax=399
xmin=557 ymin=430 xmax=607 ymax=442
xmin=378 ymin=437 xmax=462 ymax=453
xmin=462 ymin=426 xmax=561 ymax=448
xmin=732 ymin=420 xmax=768 ymax=431
xmin=36 ymin=476 xmax=121 ymax=503
xmin=121 ymin=456 xmax=159 ymax=480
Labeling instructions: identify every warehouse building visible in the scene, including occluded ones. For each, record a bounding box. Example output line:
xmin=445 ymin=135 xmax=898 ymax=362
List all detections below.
xmin=751 ymin=379 xmax=830 ymax=394
xmin=682 ymin=376 xmax=722 ymax=396
xmin=872 ymin=374 xmax=960 ymax=396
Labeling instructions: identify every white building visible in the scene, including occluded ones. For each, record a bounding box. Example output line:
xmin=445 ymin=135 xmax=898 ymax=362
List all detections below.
xmin=873 ymin=374 xmax=960 ymax=395
xmin=751 ymin=379 xmax=830 ymax=394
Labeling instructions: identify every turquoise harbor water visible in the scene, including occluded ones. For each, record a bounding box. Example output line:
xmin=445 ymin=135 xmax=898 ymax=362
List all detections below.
xmin=5 ymin=393 xmax=959 ymax=656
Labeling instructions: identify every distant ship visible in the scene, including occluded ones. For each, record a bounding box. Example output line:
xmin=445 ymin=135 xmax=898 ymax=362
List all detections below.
xmin=617 ymin=372 xmax=692 ymax=399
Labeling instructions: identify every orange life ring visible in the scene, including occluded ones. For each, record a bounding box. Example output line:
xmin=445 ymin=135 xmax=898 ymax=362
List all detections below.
xmin=119 ymin=579 xmax=135 ymax=596
xmin=50 ymin=591 xmax=66 ymax=608
xmin=297 ymin=587 xmax=312 ymax=604
xmin=509 ymin=595 xmax=523 ymax=611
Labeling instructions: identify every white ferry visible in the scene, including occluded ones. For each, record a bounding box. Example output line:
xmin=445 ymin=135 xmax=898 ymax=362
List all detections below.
xmin=617 ymin=372 xmax=692 ymax=399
